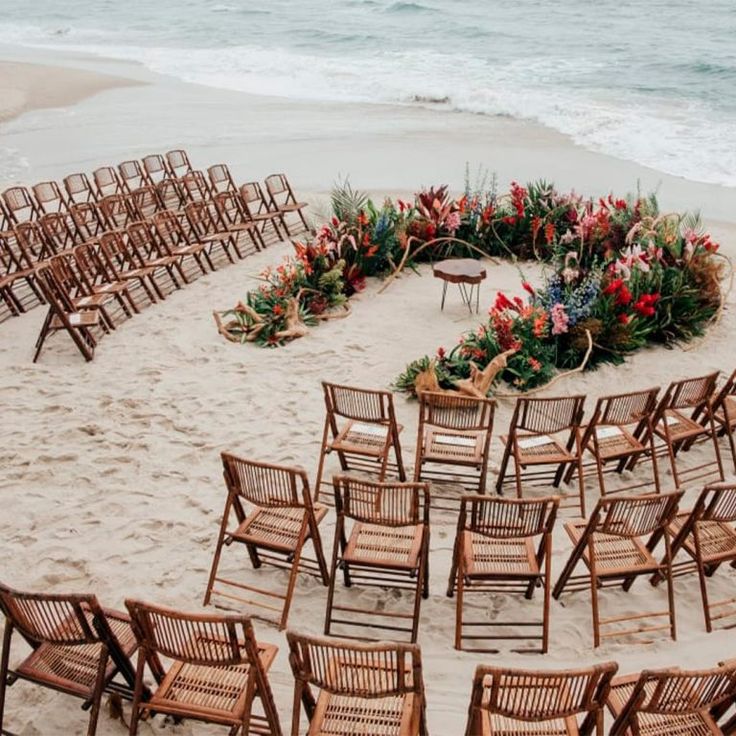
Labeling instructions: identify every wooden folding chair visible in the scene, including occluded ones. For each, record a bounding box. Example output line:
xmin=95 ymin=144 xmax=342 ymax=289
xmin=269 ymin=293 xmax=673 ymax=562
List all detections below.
xmin=0 ymin=582 xmax=145 ymax=736
xmin=74 ymin=242 xmax=140 ymax=317
xmin=93 ymin=165 xmax=125 ymax=199
xmin=414 ymin=391 xmax=496 ymax=507
xmin=264 ymin=173 xmax=309 ymax=236
xmin=185 ymin=200 xmax=243 ymax=264
xmin=464 ymin=662 xmax=618 ymax=736
xmin=125 ymin=600 xmax=282 ymax=736
xmin=209 ymin=163 xmax=238 ymax=193
xmin=70 ymin=202 xmax=106 ymax=242
xmin=214 ymin=190 xmax=264 ymax=253
xmin=99 ymin=230 xmax=162 ymax=304
xmin=181 ymin=170 xmax=213 ymax=203
xmin=325 ymin=476 xmax=430 ymax=643
xmin=315 ymin=381 xmax=406 ymax=502
xmin=496 ymin=395 xmax=587 ymax=515
xmin=2 ymin=186 xmax=41 ymax=224
xmin=448 ymin=495 xmax=558 ymax=653
xmin=572 ymin=388 xmax=661 ymax=497
xmin=630 ymin=373 xmax=725 ymax=487
xmin=40 ymin=211 xmax=79 ymax=253
xmin=650 ymin=482 xmax=736 ymax=632
xmin=553 ymin=491 xmax=682 ymax=648
xmin=128 ymin=185 xmax=163 ymax=221
xmin=240 ymin=182 xmax=285 ymax=244
xmin=99 ymin=193 xmax=135 ymax=230
xmin=153 ymin=209 xmax=213 ymax=278
xmin=16 ymin=220 xmax=56 ymax=264
xmin=33 ymin=180 xmax=68 ymax=214
xmin=156 ymin=177 xmax=185 ymax=213
xmin=118 ymin=160 xmax=147 ymax=193
xmin=165 ymin=149 xmax=194 ymax=178
xmin=64 ymin=172 xmax=97 ymax=204
xmin=125 ymin=221 xmax=186 ymax=289
xmin=0 ymin=229 xmax=45 ymax=315
xmin=204 ymin=453 xmax=329 ymax=630
xmin=607 ymin=663 xmax=736 ymax=736
xmin=287 ymin=632 xmax=427 ymax=736
xmin=709 ymin=369 xmax=736 ymax=473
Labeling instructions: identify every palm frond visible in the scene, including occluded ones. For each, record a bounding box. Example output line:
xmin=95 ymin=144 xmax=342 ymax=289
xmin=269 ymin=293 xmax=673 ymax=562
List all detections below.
xmin=331 ymin=176 xmax=368 ymax=224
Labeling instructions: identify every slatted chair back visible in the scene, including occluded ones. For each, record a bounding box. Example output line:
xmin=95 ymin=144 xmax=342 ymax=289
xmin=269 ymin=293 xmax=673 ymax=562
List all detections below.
xmin=0 ymin=231 xmax=25 ymax=278
xmin=181 ymin=170 xmax=212 ymax=203
xmin=152 ymin=210 xmax=188 ymax=251
xmin=512 ymin=395 xmax=586 ymax=436
xmin=0 ymin=200 xmax=11 ymax=231
xmin=70 ymin=202 xmax=105 ymax=242
xmin=333 ymin=475 xmax=428 ymax=527
xmin=63 ymin=172 xmax=96 ymax=204
xmin=185 ymin=199 xmax=222 ymax=238
xmin=594 ymin=492 xmax=681 ymax=539
xmin=208 ymin=163 xmax=237 ymax=193
xmin=16 ymin=221 xmax=55 ymax=263
xmin=240 ymin=181 xmax=270 ymax=215
xmin=74 ymin=242 xmax=114 ymax=292
xmin=264 ymin=173 xmax=299 ymax=209
xmin=460 ymin=495 xmax=558 ymax=539
xmin=99 ymin=193 xmax=134 ymax=230
xmin=156 ymin=178 xmax=185 ymax=212
xmin=128 ymin=185 xmax=162 ymax=221
xmin=324 ymin=381 xmax=396 ymax=424
xmin=221 ymin=452 xmax=308 ymax=509
xmin=712 ymin=369 xmax=736 ymax=415
xmin=465 ymin=663 xmax=617 ymax=735
xmin=125 ymin=221 xmax=160 ymax=263
xmin=118 ymin=160 xmax=146 ymax=192
xmin=419 ymin=390 xmax=495 ymax=432
xmin=165 ymin=148 xmax=193 ymax=177
xmin=214 ymin=190 xmax=247 ymax=226
xmin=668 ymin=372 xmax=720 ymax=411
xmin=33 ymin=181 xmax=67 ymax=214
xmin=141 ymin=153 xmax=171 ymax=184
xmin=99 ymin=230 xmax=137 ymax=276
xmin=590 ymin=388 xmax=659 ymax=428
xmin=3 ymin=186 xmax=41 ymax=224
xmin=609 ymin=664 xmax=736 ymax=735
xmin=40 ymin=212 xmax=79 ymax=253
xmin=92 ymin=165 xmax=124 ymax=198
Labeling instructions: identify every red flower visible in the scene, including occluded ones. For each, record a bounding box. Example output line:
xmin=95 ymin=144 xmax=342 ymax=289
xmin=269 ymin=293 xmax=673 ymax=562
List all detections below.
xmin=502 ymin=215 xmax=517 ymax=226
xmin=633 ymin=292 xmax=659 ymax=317
xmin=617 ymin=313 xmax=630 ymax=324
xmin=531 ymin=216 xmax=542 ymax=240
xmin=357 ymin=211 xmax=368 ymax=226
xmin=481 ymin=204 xmax=495 ymax=224
xmin=426 ymin=223 xmax=437 ymax=239
xmin=528 ymin=357 xmax=541 ymax=372
xmin=457 ymin=195 xmax=468 ymax=214
xmin=522 ymin=281 xmax=535 ymax=295
xmin=614 ymin=198 xmax=627 ymax=210
xmin=493 ymin=292 xmax=514 ymax=311
xmin=603 ymin=278 xmax=623 ymax=295
xmin=272 ymin=304 xmax=283 ymax=316
xmin=544 ymin=222 xmax=556 ymax=245
xmin=437 ymin=346 xmax=446 ymax=360
xmin=331 ymin=216 xmax=339 ymax=227
xmin=615 ymin=285 xmax=632 ymax=306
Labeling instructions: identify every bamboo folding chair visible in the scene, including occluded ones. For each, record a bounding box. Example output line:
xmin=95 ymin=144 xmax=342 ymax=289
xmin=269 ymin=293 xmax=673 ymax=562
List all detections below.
xmin=125 ymin=221 xmax=187 ymax=289
xmin=709 ymin=369 xmax=736 ymax=472
xmin=33 ymin=180 xmax=68 ymax=214
xmin=214 ymin=190 xmax=264 ymax=253
xmin=572 ymin=388 xmax=662 ymax=497
xmin=40 ymin=211 xmax=80 ymax=253
xmin=118 ymin=160 xmax=147 ymax=192
xmin=99 ymin=193 xmax=135 ymax=230
xmin=630 ymin=373 xmax=725 ymax=487
xmin=209 ymin=163 xmax=238 ymax=193
xmin=448 ymin=495 xmax=558 ymax=653
xmin=128 ymin=185 xmax=163 ymax=221
xmin=287 ymin=632 xmax=428 ymax=736
xmin=165 ymin=148 xmax=194 ymax=178
xmin=156 ymin=177 xmax=186 ymax=212
xmin=181 ymin=170 xmax=213 ymax=203
xmin=70 ymin=202 xmax=106 ymax=242
xmin=99 ymin=230 xmax=163 ymax=304
xmin=264 ymin=174 xmax=309 ymax=236
xmin=496 ymin=395 xmax=587 ymax=515
xmin=185 ymin=200 xmax=243 ymax=264
xmin=464 ymin=662 xmax=618 ymax=736
xmin=153 ymin=209 xmax=213 ymax=278
xmin=0 ymin=229 xmax=45 ymax=315
xmin=650 ymin=482 xmax=736 ymax=632
xmin=2 ymin=186 xmax=41 ymax=224
xmin=315 ymin=382 xmax=406 ymax=502
xmin=325 ymin=476 xmax=430 ymax=643
xmin=240 ymin=182 xmax=285 ymax=244
xmin=125 ymin=600 xmax=282 ymax=736
xmin=64 ymin=172 xmax=97 ymax=204
xmin=204 ymin=453 xmax=329 ymax=630
xmin=413 ymin=391 xmax=496 ymax=507
xmin=141 ymin=153 xmax=171 ymax=184
xmin=606 ymin=663 xmax=736 ymax=736
xmin=553 ymin=492 xmax=682 ymax=648
xmin=74 ymin=242 xmax=140 ymax=317
xmin=93 ymin=165 xmax=125 ymax=199
xmin=0 ymin=583 xmax=145 ymax=736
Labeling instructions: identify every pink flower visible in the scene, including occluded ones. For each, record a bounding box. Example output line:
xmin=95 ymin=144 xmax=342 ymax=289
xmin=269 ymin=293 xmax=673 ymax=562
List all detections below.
xmin=550 ymin=303 xmax=569 ymax=336
xmin=445 ymin=211 xmax=461 ymax=234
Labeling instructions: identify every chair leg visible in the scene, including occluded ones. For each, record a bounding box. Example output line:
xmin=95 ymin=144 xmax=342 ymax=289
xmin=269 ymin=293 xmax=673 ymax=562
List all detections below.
xmin=0 ymin=623 xmax=13 ymax=734
xmin=589 ymin=566 xmax=601 ymax=648
xmin=454 ymin=556 xmax=465 ymax=650
xmin=203 ymin=516 xmax=230 ymax=605
xmin=495 ymin=443 xmax=512 ymax=495
xmin=708 ymin=411 xmax=725 ymax=481
xmin=86 ymin=645 xmax=109 ymax=736
xmin=323 ymin=533 xmax=341 ymax=635
xmin=392 ymin=430 xmax=406 ymax=481
xmin=128 ymin=650 xmax=146 ymax=736
xmin=279 ymin=517 xmax=310 ymax=630
xmin=696 ymin=559 xmax=713 ymax=632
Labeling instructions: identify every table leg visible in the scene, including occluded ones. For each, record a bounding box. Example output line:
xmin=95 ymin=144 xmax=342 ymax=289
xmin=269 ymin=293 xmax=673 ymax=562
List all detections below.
xmin=458 ymin=283 xmax=473 ymax=314
xmin=441 ymin=281 xmax=448 ymax=311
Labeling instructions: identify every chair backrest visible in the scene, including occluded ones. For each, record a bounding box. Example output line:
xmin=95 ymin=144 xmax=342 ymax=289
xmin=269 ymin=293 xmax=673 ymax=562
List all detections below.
xmin=0 ymin=582 xmax=103 ymax=646
xmin=511 ymin=395 xmax=586 ymax=435
xmin=99 ymin=230 xmax=136 ymax=277
xmin=208 ymin=163 xmax=236 ymax=194
xmin=466 ymin=663 xmax=617 ymax=725
xmin=74 ymin=242 xmax=112 ymax=289
xmin=185 ymin=199 xmax=222 ymax=237
xmin=322 ymin=381 xmax=395 ymax=424
xmin=93 ymin=166 xmax=124 ymax=198
xmin=165 ymin=149 xmax=193 ymax=177
xmin=593 ymin=492 xmax=682 ymax=539
xmin=70 ymin=202 xmax=105 ymax=241
xmin=128 ymin=185 xmax=162 ymax=220
xmin=0 ymin=229 xmax=33 ymax=276
xmin=221 ymin=452 xmax=309 ymax=508
xmin=459 ymin=495 xmax=558 ymax=539
xmin=40 ymin=212 xmax=78 ymax=253
xmin=63 ymin=172 xmax=96 ymax=204
xmin=418 ymin=390 xmax=495 ymax=432
xmin=287 ymin=631 xmax=423 ymax=697
xmin=333 ymin=475 xmax=429 ymax=527
xmin=214 ymin=190 xmax=246 ymax=227
xmin=181 ymin=170 xmax=212 ymax=203
xmin=239 ymin=181 xmax=269 ymax=214
xmin=16 ymin=221 xmax=54 ymax=263
xmin=662 ymin=373 xmax=720 ymax=412
xmin=3 ymin=186 xmax=41 ymax=223
xmin=118 ymin=160 xmax=146 ymax=192
xmin=99 ymin=193 xmax=134 ymax=230
xmin=142 ymin=154 xmax=170 ymax=184
xmin=265 ymin=173 xmax=297 ymax=206
xmin=156 ymin=178 xmax=184 ymax=211
xmin=33 ymin=181 xmax=67 ymax=214
xmin=153 ymin=210 xmax=188 ymax=250
xmin=589 ymin=388 xmax=659 ymax=427
xmin=125 ymin=221 xmax=160 ymax=261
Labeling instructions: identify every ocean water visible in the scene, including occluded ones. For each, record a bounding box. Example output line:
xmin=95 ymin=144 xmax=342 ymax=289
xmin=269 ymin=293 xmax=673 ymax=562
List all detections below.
xmin=1 ymin=0 xmax=735 ymax=186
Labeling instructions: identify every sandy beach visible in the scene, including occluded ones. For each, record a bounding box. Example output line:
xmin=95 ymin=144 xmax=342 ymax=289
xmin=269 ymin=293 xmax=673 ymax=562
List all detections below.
xmin=2 ymin=45 xmax=736 ymax=734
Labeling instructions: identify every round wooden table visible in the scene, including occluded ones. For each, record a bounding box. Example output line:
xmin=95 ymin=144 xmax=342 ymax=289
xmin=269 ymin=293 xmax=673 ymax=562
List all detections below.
xmin=432 ymin=258 xmax=487 ymax=314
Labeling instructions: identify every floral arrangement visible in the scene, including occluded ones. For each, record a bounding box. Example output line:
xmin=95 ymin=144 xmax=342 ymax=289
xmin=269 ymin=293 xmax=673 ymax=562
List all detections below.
xmin=216 ymin=174 xmax=724 ymax=394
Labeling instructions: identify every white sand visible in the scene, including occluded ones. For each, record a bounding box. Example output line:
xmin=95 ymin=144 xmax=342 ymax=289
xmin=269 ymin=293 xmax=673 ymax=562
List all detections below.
xmin=2 ymin=46 xmax=736 ymax=735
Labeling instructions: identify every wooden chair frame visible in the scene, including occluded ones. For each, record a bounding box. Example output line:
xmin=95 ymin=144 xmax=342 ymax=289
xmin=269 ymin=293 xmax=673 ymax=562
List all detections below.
xmin=125 ymin=221 xmax=187 ymax=291
xmin=152 ymin=209 xmax=213 ymax=278
xmin=118 ymin=160 xmax=147 ymax=193
xmin=286 ymin=632 xmax=427 ymax=736
xmin=33 ymin=180 xmax=68 ymax=214
xmin=70 ymin=202 xmax=106 ymax=242
xmin=99 ymin=193 xmax=135 ymax=231
xmin=64 ymin=172 xmax=97 ymax=204
xmin=464 ymin=662 xmax=618 ymax=736
xmin=315 ymin=381 xmax=406 ymax=502
xmin=264 ymin=174 xmax=309 ymax=236
xmin=448 ymin=495 xmax=559 ymax=653
xmin=165 ymin=149 xmax=194 ymax=178
xmin=709 ymin=369 xmax=736 ymax=473
xmin=2 ymin=186 xmax=41 ymax=224
xmin=0 ymin=229 xmax=45 ymax=315
xmin=239 ymin=182 xmax=285 ymax=244
xmin=553 ymin=491 xmax=682 ymax=648
xmin=141 ymin=153 xmax=172 ymax=184
xmin=40 ymin=211 xmax=80 ymax=253
xmin=92 ymin=166 xmax=125 ymax=199
xmin=181 ymin=170 xmax=213 ymax=203
xmin=125 ymin=599 xmax=282 ymax=735
xmin=214 ymin=190 xmax=265 ymax=253
xmin=204 ymin=453 xmax=329 ymax=630
xmin=208 ymin=163 xmax=238 ymax=193
xmin=127 ymin=185 xmax=163 ymax=221
xmin=99 ymin=230 xmax=162 ymax=305
xmin=185 ymin=200 xmax=243 ymax=265
xmin=325 ymin=475 xmax=430 ymax=643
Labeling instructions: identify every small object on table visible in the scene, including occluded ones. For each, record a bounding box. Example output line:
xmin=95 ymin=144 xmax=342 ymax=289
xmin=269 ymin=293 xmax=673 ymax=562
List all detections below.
xmin=433 ymin=258 xmax=487 ymax=314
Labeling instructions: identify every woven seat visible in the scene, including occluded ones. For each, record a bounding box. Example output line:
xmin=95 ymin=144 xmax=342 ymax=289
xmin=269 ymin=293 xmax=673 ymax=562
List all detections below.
xmin=232 ymin=503 xmax=328 ymax=552
xmin=334 ymin=420 xmax=391 ymax=455
xmin=343 ymin=522 xmax=423 ymax=569
xmin=264 ymin=173 xmax=309 ymax=236
xmin=464 ymin=663 xmax=617 ymax=736
xmin=463 ymin=535 xmax=539 ymax=577
xmin=288 ymin=633 xmax=427 ymax=736
xmin=565 ymin=524 xmax=658 ymax=576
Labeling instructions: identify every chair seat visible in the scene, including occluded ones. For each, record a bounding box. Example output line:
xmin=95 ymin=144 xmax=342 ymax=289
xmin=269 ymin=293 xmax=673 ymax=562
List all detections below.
xmin=49 ymin=310 xmax=100 ymax=329
xmin=231 ymin=503 xmax=327 ymax=552
xmin=565 ymin=522 xmax=658 ymax=576
xmin=309 ymin=691 xmax=417 ymax=736
xmin=200 ymin=232 xmax=233 ymax=243
xmin=422 ymin=428 xmax=486 ymax=465
xmin=504 ymin=433 xmax=575 ymax=466
xmin=607 ymin=676 xmax=720 ymax=736
xmin=331 ymin=420 xmax=399 ymax=457
xmin=669 ymin=512 xmax=736 ymax=563
xmin=343 ymin=522 xmax=423 ymax=570
xmin=277 ymin=202 xmax=307 ymax=213
xmin=715 ymin=396 xmax=736 ymax=428
xmin=93 ymin=281 xmax=128 ymax=295
xmin=15 ymin=608 xmax=136 ymax=699
xmin=74 ymin=293 xmax=109 ymax=308
xmin=120 ymin=266 xmax=156 ymax=279
xmin=147 ymin=637 xmax=277 ymax=726
xmin=481 ymin=712 xmax=579 ymax=736
xmin=463 ymin=532 xmax=539 ymax=578
xmin=586 ymin=424 xmax=645 ymax=460
xmin=655 ymin=410 xmax=708 ymax=441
